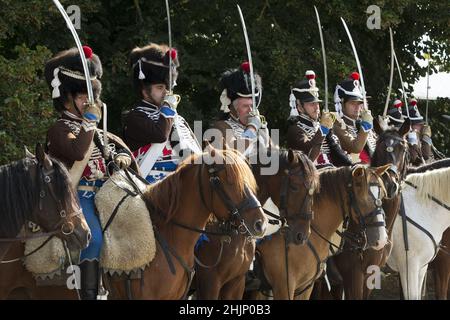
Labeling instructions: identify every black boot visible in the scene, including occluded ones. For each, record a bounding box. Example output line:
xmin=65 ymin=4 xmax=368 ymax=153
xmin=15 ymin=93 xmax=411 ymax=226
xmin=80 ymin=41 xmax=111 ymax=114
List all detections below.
xmin=79 ymin=260 xmax=99 ymax=300
xmin=326 ymin=258 xmax=343 ymax=286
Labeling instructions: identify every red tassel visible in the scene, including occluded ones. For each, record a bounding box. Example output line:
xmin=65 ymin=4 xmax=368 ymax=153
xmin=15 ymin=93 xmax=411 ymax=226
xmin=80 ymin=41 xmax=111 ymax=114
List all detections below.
xmin=350 ymin=72 xmax=360 ymax=81
xmin=170 ymin=48 xmax=177 ymax=60
xmin=305 ymin=70 xmax=316 ymax=80
xmin=241 ymin=61 xmax=250 ymax=73
xmin=82 ymin=46 xmax=93 ymax=59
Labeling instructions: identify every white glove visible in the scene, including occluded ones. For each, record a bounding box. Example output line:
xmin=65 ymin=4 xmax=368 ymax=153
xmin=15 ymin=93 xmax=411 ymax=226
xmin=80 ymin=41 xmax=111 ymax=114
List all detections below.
xmin=246 ymin=113 xmax=262 ymax=131
xmin=162 ymin=94 xmax=181 ymax=110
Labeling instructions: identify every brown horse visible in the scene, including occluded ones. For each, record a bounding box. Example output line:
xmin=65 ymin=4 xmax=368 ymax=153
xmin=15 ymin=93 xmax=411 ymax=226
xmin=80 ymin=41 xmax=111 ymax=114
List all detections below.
xmin=0 ymin=144 xmax=91 ymax=299
xmin=194 ymin=149 xmax=319 ymax=299
xmin=254 ymin=164 xmax=391 ymax=300
xmin=325 ymin=119 xmax=411 ymax=299
xmin=0 ymin=144 xmax=267 ymax=299
xmin=430 ymin=228 xmax=450 ymax=299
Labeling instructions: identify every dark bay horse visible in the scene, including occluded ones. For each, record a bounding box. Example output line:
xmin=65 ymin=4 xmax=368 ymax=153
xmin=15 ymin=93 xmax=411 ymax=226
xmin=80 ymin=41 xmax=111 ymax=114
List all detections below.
xmin=254 ymin=164 xmax=391 ymax=300
xmin=0 ymin=144 xmax=91 ymax=299
xmin=194 ymin=149 xmax=319 ymax=299
xmin=327 ymin=118 xmax=411 ymax=299
xmin=430 ymin=227 xmax=450 ymax=300
xmin=1 ymin=144 xmax=267 ymax=299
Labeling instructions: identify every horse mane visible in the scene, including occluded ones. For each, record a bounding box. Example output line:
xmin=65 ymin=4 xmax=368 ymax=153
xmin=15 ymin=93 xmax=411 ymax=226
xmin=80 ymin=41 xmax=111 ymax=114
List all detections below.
xmin=144 ymin=148 xmax=257 ymax=224
xmin=406 ymin=158 xmax=450 ymax=174
xmin=0 ymin=156 xmax=74 ymax=237
xmin=405 ymin=166 xmax=450 ymax=205
xmin=315 ymin=166 xmax=353 ymax=202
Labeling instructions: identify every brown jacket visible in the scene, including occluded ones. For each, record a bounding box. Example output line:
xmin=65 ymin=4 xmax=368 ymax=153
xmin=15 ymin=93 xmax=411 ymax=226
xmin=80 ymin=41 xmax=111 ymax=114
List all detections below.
xmin=333 ymin=115 xmax=369 ymax=154
xmin=123 ymin=100 xmax=174 ymax=152
xmin=286 ymin=115 xmax=325 ymax=162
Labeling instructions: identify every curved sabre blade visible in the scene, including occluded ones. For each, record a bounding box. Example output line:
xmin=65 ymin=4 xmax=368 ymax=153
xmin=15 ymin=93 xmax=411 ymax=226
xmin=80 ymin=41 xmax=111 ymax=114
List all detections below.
xmin=383 ymin=28 xmax=395 ymax=117
xmin=165 ymin=0 xmax=173 ymax=93
xmin=237 ymin=5 xmax=256 ymax=111
xmin=341 ymin=17 xmax=368 ymax=110
xmin=314 ymin=6 xmax=328 ymax=112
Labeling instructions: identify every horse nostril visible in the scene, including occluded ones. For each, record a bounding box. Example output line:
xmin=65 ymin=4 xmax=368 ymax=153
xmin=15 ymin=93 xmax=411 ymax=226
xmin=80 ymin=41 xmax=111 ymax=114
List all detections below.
xmin=297 ymin=232 xmax=305 ymax=243
xmin=254 ymin=220 xmax=263 ymax=234
xmin=87 ymin=231 xmax=92 ymax=243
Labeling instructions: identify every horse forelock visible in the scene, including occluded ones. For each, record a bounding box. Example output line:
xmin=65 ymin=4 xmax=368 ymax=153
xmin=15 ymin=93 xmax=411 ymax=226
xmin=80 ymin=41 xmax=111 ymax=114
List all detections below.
xmin=405 ymin=166 xmax=450 ymax=205
xmin=316 ymin=166 xmax=352 ymax=202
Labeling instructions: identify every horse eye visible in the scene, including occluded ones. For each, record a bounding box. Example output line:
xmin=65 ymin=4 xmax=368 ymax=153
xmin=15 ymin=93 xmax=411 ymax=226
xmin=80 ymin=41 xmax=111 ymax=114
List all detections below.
xmin=289 ymin=185 xmax=299 ymax=192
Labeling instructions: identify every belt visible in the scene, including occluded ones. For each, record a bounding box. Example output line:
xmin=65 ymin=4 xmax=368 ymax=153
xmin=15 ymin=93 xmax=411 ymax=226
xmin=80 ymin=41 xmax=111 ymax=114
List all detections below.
xmin=77 ymin=185 xmax=99 ymax=192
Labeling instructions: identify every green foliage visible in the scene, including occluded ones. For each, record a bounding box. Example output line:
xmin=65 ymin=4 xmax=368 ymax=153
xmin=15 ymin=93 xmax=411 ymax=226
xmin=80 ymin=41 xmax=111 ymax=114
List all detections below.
xmin=0 ymin=0 xmax=449 ymax=164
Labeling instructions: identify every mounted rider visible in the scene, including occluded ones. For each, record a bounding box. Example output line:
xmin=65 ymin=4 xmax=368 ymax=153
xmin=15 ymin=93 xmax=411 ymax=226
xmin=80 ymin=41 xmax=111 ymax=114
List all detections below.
xmin=386 ymin=98 xmax=405 ymax=129
xmin=213 ymin=62 xmax=273 ymax=157
xmin=44 ymin=46 xmax=134 ymax=300
xmin=403 ymin=98 xmax=434 ymax=164
xmin=122 ymin=43 xmax=201 ymax=183
xmin=332 ymin=72 xmax=377 ymax=165
xmin=286 ymin=70 xmax=352 ymax=168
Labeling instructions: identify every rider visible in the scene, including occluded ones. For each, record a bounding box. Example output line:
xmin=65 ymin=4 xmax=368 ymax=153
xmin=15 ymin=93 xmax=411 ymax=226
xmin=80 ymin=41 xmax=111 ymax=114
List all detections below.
xmin=332 ymin=72 xmax=377 ymax=165
xmin=403 ymin=98 xmax=434 ymax=164
xmin=287 ymin=70 xmax=352 ymax=168
xmin=213 ymin=62 xmax=273 ymax=157
xmin=44 ymin=46 xmax=133 ymax=299
xmin=122 ymin=43 xmax=201 ymax=183
xmin=386 ymin=98 xmax=405 ymax=129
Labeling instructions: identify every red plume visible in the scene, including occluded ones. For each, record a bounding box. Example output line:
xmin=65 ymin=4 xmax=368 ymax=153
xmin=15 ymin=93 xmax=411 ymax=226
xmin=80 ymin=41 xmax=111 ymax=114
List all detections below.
xmin=169 ymin=48 xmax=177 ymax=60
xmin=410 ymin=99 xmax=417 ymax=106
xmin=350 ymin=72 xmax=360 ymax=81
xmin=82 ymin=46 xmax=93 ymax=59
xmin=305 ymin=70 xmax=316 ymax=80
xmin=241 ymin=61 xmax=250 ymax=73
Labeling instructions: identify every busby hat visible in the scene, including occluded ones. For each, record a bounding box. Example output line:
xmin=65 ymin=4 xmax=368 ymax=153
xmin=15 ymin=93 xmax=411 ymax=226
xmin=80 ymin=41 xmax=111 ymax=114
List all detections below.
xmin=219 ymin=61 xmax=262 ymax=113
xmin=403 ymin=98 xmax=424 ymax=125
xmin=288 ymin=70 xmax=322 ymax=117
xmin=44 ymin=46 xmax=103 ymax=112
xmin=333 ymin=72 xmax=364 ymax=116
xmin=387 ymin=99 xmax=405 ymax=126
xmin=130 ymin=43 xmax=179 ymax=91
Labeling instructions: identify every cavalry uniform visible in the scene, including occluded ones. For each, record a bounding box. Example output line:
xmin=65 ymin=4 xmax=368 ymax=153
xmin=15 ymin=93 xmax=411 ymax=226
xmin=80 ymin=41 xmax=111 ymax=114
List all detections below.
xmin=213 ymin=62 xmax=273 ymax=157
xmin=286 ymin=70 xmax=351 ymax=168
xmin=403 ymin=98 xmax=434 ymax=164
xmin=333 ymin=72 xmax=376 ymax=164
xmin=123 ymin=43 xmax=201 ymax=183
xmin=44 ymin=46 xmax=133 ymax=300
xmin=387 ymin=99 xmax=405 ymax=129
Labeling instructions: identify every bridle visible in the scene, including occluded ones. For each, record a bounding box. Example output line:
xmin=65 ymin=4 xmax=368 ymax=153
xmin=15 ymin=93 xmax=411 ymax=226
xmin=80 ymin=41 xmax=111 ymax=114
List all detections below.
xmin=198 ymin=162 xmax=262 ymax=240
xmin=0 ymin=160 xmax=83 ymax=263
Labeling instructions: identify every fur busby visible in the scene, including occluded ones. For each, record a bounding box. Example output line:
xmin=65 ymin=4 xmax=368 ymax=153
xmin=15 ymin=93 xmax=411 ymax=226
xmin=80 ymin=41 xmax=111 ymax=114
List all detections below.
xmin=387 ymin=99 xmax=405 ymax=126
xmin=44 ymin=46 xmax=103 ymax=112
xmin=218 ymin=62 xmax=262 ymax=113
xmin=129 ymin=43 xmax=179 ymax=94
xmin=292 ymin=70 xmax=322 ymax=104
xmin=403 ymin=98 xmax=424 ymax=125
xmin=333 ymin=72 xmax=364 ymax=116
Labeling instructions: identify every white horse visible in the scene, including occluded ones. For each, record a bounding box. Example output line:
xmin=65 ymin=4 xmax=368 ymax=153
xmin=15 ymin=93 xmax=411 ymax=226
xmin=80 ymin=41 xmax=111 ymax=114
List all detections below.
xmin=387 ymin=164 xmax=450 ymax=299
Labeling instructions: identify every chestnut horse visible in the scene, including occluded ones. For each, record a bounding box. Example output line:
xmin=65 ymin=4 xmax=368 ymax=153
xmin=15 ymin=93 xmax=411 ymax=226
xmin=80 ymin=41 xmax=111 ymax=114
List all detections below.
xmin=194 ymin=149 xmax=319 ymax=299
xmin=325 ymin=119 xmax=411 ymax=299
xmin=0 ymin=144 xmax=267 ymax=299
xmin=254 ymin=164 xmax=391 ymax=300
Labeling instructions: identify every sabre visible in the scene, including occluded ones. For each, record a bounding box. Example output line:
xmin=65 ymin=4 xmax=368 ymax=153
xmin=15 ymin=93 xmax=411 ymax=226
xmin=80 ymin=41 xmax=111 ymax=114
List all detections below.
xmin=340 ymin=17 xmax=368 ymax=110
xmin=314 ymin=6 xmax=329 ymax=112
xmin=392 ymin=47 xmax=410 ymax=118
xmin=237 ymin=5 xmax=257 ymax=111
xmin=383 ymin=28 xmax=395 ymax=117
xmin=425 ymin=54 xmax=431 ymax=123
xmin=52 ymin=0 xmax=94 ymax=106
xmin=165 ymin=0 xmax=173 ymax=93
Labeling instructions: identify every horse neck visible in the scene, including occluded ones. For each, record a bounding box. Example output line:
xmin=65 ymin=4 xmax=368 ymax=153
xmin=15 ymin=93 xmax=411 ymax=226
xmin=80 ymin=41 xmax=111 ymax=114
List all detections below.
xmin=157 ymin=165 xmax=212 ymax=257
xmin=313 ymin=169 xmax=350 ymax=239
xmin=383 ymin=195 xmax=402 ymax=236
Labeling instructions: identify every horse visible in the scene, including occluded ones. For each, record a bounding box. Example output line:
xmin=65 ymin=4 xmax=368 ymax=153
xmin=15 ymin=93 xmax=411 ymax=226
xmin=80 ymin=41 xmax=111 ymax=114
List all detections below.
xmin=1 ymin=143 xmax=267 ymax=299
xmin=326 ymin=118 xmax=411 ymax=299
xmin=430 ymin=227 xmax=450 ymax=300
xmin=387 ymin=160 xmax=450 ymax=299
xmin=194 ymin=149 xmax=319 ymax=299
xmin=0 ymin=144 xmax=91 ymax=299
xmin=254 ymin=164 xmax=391 ymax=300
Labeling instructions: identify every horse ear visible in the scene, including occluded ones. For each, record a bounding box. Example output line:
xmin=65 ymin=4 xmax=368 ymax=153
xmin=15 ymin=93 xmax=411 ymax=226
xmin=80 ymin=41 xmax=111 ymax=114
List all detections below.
xmin=373 ymin=117 xmax=384 ymax=136
xmin=399 ymin=118 xmax=411 ymax=138
xmin=374 ymin=164 xmax=392 ymax=177
xmin=24 ymin=146 xmax=35 ymax=159
xmin=35 ymin=143 xmax=53 ymax=170
xmin=287 ymin=149 xmax=298 ymax=165
xmin=351 ymin=165 xmax=365 ymax=178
